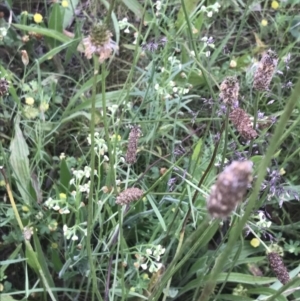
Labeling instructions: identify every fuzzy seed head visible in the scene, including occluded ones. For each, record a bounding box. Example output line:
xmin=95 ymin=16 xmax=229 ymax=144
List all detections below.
xmin=116 ymin=187 xmax=144 ymax=205
xmin=219 ymin=76 xmax=239 ymax=106
xmin=125 ymin=125 xmax=142 ymax=164
xmin=90 ymin=24 xmax=111 ymax=47
xmin=267 ymin=252 xmax=290 ymax=284
xmin=82 ymin=24 xmax=118 ymax=63
xmin=253 ymin=49 xmax=278 ymax=91
xmin=229 ymin=108 xmax=258 ymax=140
xmin=207 ymin=160 xmax=253 ymax=218
xmin=0 ymin=78 xmax=9 ymax=96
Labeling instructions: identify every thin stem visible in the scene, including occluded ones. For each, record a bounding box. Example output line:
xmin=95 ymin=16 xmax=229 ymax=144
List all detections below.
xmin=105 ymin=0 xmax=116 ymax=27
xmin=220 ymin=106 xmax=230 ymax=169
xmin=249 ymin=91 xmax=260 ymax=156
xmin=101 ymin=63 xmax=117 ymax=192
xmin=86 ymin=56 xmax=103 ymax=301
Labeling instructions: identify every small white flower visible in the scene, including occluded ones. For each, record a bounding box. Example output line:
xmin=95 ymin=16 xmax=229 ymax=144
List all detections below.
xmin=63 ymin=224 xmax=68 ymax=233
xmin=206 ymin=51 xmax=211 ymax=57
xmin=149 ymin=263 xmax=156 ymax=273
xmin=173 ymin=87 xmax=178 ymax=93
xmin=207 ymin=11 xmax=213 ymax=17
xmin=124 ymin=27 xmax=130 ymax=34
xmin=201 ymin=36 xmax=208 ymax=42
xmin=84 ymin=166 xmax=92 ymax=178
xmin=53 ymin=204 xmax=60 ymax=211
xmin=190 ymin=50 xmax=195 ymax=57
xmin=146 ymin=248 xmax=152 ymax=255
xmin=141 ymin=263 xmax=148 ymax=270
xmin=72 ymin=234 xmax=79 ymax=241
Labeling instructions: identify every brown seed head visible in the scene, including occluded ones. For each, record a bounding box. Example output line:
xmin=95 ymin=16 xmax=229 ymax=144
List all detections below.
xmin=125 ymin=125 xmax=142 ymax=164
xmin=116 ymin=187 xmax=144 ymax=205
xmin=207 ymin=160 xmax=253 ymax=218
xmin=267 ymin=252 xmax=290 ymax=284
xmin=0 ymin=78 xmax=9 ymax=96
xmin=219 ymin=76 xmax=239 ymax=106
xmin=229 ymin=107 xmax=258 ymax=140
xmin=253 ymin=49 xmax=278 ymax=91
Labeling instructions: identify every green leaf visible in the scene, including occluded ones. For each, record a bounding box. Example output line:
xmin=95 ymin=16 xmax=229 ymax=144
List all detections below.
xmin=218 ymin=295 xmax=253 ymax=301
xmin=249 ymin=287 xmax=288 ymax=301
xmin=13 ymin=24 xmax=71 ymax=43
xmin=191 ymin=139 xmax=202 ymax=163
xmin=33 ymin=233 xmax=58 ymax=299
xmin=175 ymin=0 xmax=201 ymax=30
xmin=47 ymin=3 xmax=64 ymax=48
xmin=25 ymin=245 xmax=39 ymax=272
xmin=9 ymin=118 xmax=31 ymax=204
xmin=59 ymin=159 xmax=72 ymax=192
xmin=1 ymin=296 xmax=20 ymax=301
xmin=122 ymin=0 xmax=151 ymax=22
xmin=62 ymin=0 xmax=79 ymax=29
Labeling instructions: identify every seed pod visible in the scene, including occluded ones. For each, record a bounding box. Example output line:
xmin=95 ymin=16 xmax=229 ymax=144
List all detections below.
xmin=229 ymin=107 xmax=258 ymax=140
xmin=267 ymin=252 xmax=290 ymax=284
xmin=219 ymin=76 xmax=239 ymax=106
xmin=0 ymin=78 xmax=9 ymax=96
xmin=207 ymin=160 xmax=253 ymax=218
xmin=253 ymin=49 xmax=278 ymax=91
xmin=125 ymin=125 xmax=142 ymax=164
xmin=116 ymin=187 xmax=144 ymax=205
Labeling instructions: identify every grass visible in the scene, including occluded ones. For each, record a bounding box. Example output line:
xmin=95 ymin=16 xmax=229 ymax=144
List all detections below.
xmin=1 ymin=0 xmax=300 ymax=300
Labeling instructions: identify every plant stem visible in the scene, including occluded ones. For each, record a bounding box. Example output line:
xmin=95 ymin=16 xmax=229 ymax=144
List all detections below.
xmin=86 ymin=56 xmax=103 ymax=301
xmin=220 ymin=106 xmax=230 ymax=169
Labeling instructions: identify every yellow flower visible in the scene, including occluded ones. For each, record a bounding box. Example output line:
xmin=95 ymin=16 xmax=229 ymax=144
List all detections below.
xmin=39 ymin=101 xmax=49 ymax=112
xmin=110 ymin=133 xmax=121 ymax=141
xmin=22 ymin=205 xmax=30 ymax=212
xmin=48 ymin=220 xmax=58 ymax=231
xmin=261 ymin=19 xmax=268 ymax=27
xmin=59 ymin=193 xmax=67 ymax=200
xmin=61 ymin=0 xmax=69 ymax=7
xmin=25 ymin=97 xmax=35 ymax=105
xmin=250 ymin=238 xmax=260 ymax=248
xmin=280 ymin=168 xmax=286 ymax=175
xmin=51 ymin=242 xmax=58 ymax=249
xmin=271 ymin=1 xmax=279 ymax=9
xmin=33 ymin=13 xmax=43 ymax=23
xmin=230 ymin=59 xmax=237 ymax=68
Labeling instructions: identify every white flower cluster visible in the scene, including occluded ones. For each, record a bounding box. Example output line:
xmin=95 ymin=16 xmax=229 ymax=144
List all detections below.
xmin=118 ymin=18 xmax=131 ymax=34
xmin=254 ymin=211 xmax=272 ymax=228
xmin=134 ymin=244 xmax=166 ymax=273
xmin=153 ymin=56 xmax=192 ymax=100
xmin=200 ymin=3 xmax=221 ymax=18
xmin=44 ymin=194 xmax=71 ymax=215
xmin=87 ymin=132 xmax=108 ymax=157
xmin=70 ymin=165 xmax=97 ymax=196
xmin=63 ymin=223 xmax=87 ymax=241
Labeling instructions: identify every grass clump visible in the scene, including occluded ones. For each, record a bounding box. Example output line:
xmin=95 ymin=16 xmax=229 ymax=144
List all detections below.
xmin=1 ymin=1 xmax=300 ymax=301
